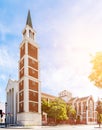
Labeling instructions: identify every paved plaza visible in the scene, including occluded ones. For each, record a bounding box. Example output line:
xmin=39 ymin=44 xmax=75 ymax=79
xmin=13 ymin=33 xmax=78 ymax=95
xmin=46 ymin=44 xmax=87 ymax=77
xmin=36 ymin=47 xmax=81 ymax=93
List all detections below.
xmin=0 ymin=125 xmax=102 ymax=130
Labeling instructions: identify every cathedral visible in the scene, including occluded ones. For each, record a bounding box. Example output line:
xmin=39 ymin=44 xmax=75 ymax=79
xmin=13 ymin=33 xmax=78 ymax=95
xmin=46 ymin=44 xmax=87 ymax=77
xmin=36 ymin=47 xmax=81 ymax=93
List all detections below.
xmin=5 ymin=11 xmax=97 ymax=126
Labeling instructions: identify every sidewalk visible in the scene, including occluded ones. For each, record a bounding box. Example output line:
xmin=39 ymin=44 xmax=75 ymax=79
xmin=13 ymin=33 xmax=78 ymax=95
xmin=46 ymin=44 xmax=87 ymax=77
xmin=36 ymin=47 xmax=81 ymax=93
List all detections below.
xmin=0 ymin=124 xmax=101 ymax=130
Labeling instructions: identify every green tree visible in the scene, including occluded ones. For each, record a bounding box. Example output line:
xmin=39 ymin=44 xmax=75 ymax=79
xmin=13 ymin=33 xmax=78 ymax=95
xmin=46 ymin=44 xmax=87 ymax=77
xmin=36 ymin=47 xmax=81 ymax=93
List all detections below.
xmin=67 ymin=105 xmax=76 ymax=123
xmin=96 ymin=101 xmax=102 ymax=127
xmin=48 ymin=98 xmax=68 ymax=124
xmin=89 ymin=52 xmax=102 ymax=88
xmin=41 ymin=99 xmax=51 ymax=114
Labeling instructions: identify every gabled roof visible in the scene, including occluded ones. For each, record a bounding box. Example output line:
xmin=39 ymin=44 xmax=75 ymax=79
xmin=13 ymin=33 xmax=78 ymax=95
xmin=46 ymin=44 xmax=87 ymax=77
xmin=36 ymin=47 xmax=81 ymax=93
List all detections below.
xmin=77 ymin=96 xmax=90 ymax=102
xmin=68 ymin=97 xmax=78 ymax=104
xmin=6 ymin=79 xmax=18 ymax=92
xmin=68 ymin=95 xmax=93 ymax=104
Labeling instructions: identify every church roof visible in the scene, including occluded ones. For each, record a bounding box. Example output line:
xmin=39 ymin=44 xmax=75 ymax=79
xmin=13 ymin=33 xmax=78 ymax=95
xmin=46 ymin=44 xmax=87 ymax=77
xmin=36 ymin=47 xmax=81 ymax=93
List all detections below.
xmin=68 ymin=97 xmax=78 ymax=104
xmin=77 ymin=96 xmax=90 ymax=102
xmin=26 ymin=10 xmax=33 ymax=28
xmin=41 ymin=92 xmax=56 ymax=99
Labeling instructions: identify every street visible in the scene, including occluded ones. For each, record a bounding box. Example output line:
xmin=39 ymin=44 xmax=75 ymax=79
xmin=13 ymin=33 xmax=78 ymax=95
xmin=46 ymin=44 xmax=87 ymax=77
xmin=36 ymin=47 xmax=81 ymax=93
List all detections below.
xmin=0 ymin=125 xmax=101 ymax=130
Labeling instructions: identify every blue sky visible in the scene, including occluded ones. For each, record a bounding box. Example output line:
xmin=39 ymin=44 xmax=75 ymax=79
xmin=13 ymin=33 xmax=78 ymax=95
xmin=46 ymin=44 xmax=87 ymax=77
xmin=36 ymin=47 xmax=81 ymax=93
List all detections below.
xmin=1 ymin=0 xmax=102 ymax=102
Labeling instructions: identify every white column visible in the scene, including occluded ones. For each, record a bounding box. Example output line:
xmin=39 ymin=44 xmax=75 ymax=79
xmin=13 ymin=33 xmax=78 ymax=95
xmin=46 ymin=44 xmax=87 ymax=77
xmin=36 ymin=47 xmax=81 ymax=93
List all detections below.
xmin=10 ymin=89 xmax=12 ymax=124
xmin=24 ymin=77 xmax=29 ymax=112
xmin=14 ymin=88 xmax=16 ymax=124
xmin=25 ymin=41 xmax=28 ymax=76
xmin=26 ymin=27 xmax=29 ymax=38
xmin=77 ymin=102 xmax=79 ymax=115
xmin=8 ymin=90 xmax=11 ymax=124
xmin=24 ymin=42 xmax=29 ymax=112
xmin=6 ymin=92 xmax=9 ymax=123
xmin=17 ymin=92 xmax=19 ymax=113
xmin=37 ymin=46 xmax=41 ymax=114
xmin=12 ymin=88 xmax=14 ymax=124
xmin=38 ymin=81 xmax=41 ymax=113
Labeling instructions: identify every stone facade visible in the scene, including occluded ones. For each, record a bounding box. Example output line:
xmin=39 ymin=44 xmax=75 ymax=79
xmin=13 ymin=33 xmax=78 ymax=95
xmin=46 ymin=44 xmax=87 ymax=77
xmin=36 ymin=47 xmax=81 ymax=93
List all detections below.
xmin=64 ymin=95 xmax=97 ymax=124
xmin=6 ymin=79 xmax=18 ymax=124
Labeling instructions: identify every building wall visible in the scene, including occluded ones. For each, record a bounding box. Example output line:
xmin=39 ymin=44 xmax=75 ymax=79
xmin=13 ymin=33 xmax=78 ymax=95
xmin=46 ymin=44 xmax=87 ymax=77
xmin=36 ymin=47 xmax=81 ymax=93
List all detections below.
xmin=18 ymin=30 xmax=40 ymax=114
xmin=6 ymin=81 xmax=97 ymax=125
xmin=17 ymin=12 xmax=41 ymax=125
xmin=68 ymin=96 xmax=97 ymax=124
xmin=6 ymin=79 xmax=18 ymax=124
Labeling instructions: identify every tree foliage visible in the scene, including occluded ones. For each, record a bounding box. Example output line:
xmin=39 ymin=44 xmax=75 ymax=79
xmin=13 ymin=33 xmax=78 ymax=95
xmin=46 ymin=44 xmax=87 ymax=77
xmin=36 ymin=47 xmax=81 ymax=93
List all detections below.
xmin=96 ymin=100 xmax=102 ymax=114
xmin=42 ymin=98 xmax=68 ymax=123
xmin=67 ymin=105 xmax=76 ymax=120
xmin=42 ymin=98 xmax=78 ymax=124
xmin=41 ymin=99 xmax=50 ymax=114
xmin=96 ymin=101 xmax=102 ymax=127
xmin=89 ymin=52 xmax=102 ymax=88
xmin=48 ymin=98 xmax=68 ymax=122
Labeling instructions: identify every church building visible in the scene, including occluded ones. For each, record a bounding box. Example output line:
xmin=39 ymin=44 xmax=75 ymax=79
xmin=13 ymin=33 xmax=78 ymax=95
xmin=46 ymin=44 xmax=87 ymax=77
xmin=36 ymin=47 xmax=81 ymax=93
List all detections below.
xmin=5 ymin=11 xmax=97 ymax=126
xmin=6 ymin=10 xmax=41 ymax=126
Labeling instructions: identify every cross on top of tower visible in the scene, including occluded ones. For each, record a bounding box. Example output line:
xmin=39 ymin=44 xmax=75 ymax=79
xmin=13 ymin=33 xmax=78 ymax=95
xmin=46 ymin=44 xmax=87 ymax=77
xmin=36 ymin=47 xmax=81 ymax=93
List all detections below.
xmin=26 ymin=10 xmax=33 ymax=28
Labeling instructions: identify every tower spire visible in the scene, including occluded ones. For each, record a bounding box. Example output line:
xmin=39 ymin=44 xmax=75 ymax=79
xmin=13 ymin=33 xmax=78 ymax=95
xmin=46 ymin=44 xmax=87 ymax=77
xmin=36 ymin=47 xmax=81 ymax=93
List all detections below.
xmin=26 ymin=10 xmax=33 ymax=28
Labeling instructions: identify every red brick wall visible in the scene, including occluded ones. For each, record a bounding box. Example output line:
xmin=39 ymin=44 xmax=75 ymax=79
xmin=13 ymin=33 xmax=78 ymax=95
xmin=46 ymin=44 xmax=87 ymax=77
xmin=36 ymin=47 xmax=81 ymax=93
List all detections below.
xmin=19 ymin=80 xmax=24 ymax=91
xmin=19 ymin=68 xmax=24 ymax=79
xmin=19 ymin=91 xmax=24 ymax=102
xmin=28 ymin=68 xmax=38 ymax=79
xmin=29 ymin=91 xmax=38 ymax=102
xmin=28 ymin=43 xmax=38 ymax=59
xmin=19 ymin=59 xmax=24 ymax=70
xmin=28 ymin=58 xmax=38 ymax=70
xmin=29 ymin=79 xmax=38 ymax=91
xmin=19 ymin=102 xmax=24 ymax=112
xmin=29 ymin=102 xmax=38 ymax=112
xmin=20 ymin=43 xmax=25 ymax=58
xmin=83 ymin=102 xmax=87 ymax=112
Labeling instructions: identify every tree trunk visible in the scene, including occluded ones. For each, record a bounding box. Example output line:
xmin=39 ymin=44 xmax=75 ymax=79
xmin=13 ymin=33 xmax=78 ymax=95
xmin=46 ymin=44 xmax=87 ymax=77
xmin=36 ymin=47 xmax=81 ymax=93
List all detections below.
xmin=99 ymin=123 xmax=101 ymax=128
xmin=55 ymin=117 xmax=56 ymax=125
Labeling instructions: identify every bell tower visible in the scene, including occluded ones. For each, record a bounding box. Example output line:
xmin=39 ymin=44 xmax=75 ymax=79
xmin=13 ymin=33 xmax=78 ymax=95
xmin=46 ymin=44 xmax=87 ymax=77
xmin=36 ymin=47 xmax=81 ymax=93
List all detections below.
xmin=17 ymin=10 xmax=41 ymax=126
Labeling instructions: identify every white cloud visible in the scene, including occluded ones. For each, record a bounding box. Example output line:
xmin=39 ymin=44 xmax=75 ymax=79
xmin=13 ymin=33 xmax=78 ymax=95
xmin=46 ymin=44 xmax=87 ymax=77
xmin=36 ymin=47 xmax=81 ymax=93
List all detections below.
xmin=0 ymin=23 xmax=11 ymax=41
xmin=0 ymin=46 xmax=17 ymax=69
xmin=1 ymin=0 xmax=102 ymax=101
xmin=40 ymin=0 xmax=102 ymax=99
xmin=0 ymin=74 xmax=6 ymax=81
